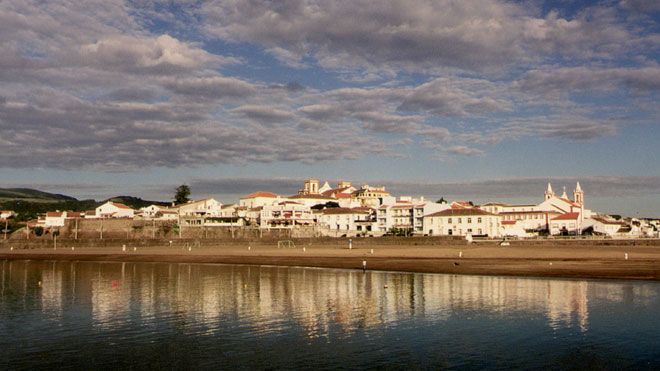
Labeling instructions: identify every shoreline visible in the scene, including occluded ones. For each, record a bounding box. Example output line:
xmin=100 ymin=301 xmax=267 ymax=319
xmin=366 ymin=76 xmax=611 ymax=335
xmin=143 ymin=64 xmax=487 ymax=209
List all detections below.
xmin=2 ymin=244 xmax=660 ymax=281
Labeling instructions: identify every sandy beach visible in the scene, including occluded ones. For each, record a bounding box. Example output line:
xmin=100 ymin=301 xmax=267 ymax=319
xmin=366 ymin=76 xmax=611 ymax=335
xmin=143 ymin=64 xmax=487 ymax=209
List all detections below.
xmin=2 ymin=241 xmax=659 ymax=280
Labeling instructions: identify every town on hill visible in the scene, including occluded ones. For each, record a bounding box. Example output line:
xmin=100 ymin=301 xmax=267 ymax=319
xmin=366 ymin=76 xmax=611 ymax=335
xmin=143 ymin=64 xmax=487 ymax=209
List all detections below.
xmin=1 ymin=179 xmax=658 ymax=240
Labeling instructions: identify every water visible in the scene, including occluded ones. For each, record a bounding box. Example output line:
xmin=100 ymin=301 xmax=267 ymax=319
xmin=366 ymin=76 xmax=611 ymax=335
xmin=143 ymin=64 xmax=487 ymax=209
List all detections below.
xmin=0 ymin=260 xmax=659 ymax=370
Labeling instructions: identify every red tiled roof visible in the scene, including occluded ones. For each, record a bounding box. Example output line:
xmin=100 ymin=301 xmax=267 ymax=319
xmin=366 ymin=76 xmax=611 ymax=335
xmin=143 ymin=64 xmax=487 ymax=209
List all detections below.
xmin=321 ymin=187 xmax=350 ymax=197
xmin=241 ymin=191 xmax=278 ymax=199
xmin=46 ymin=212 xmax=63 ymax=217
xmin=559 ymin=198 xmax=581 ymax=207
xmin=552 ymin=212 xmax=580 ymax=221
xmin=321 ymin=207 xmax=371 ymax=215
xmin=501 ymin=220 xmax=517 ymax=225
xmin=499 ymin=210 xmax=560 ymax=215
xmin=66 ymin=212 xmax=82 ymax=218
xmin=427 ymin=209 xmax=495 ymax=217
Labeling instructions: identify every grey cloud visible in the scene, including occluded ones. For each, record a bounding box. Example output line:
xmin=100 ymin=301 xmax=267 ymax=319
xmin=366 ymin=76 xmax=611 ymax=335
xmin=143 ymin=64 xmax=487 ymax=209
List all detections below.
xmin=269 ymin=82 xmax=306 ymax=92
xmin=230 ymin=105 xmax=295 ymax=123
xmin=619 ymin=0 xmax=660 ymax=13
xmin=298 ymin=104 xmax=342 ymax=121
xmin=77 ymin=34 xmax=234 ymax=74
xmin=517 ymin=66 xmax=660 ymax=97
xmin=105 ymin=87 xmax=161 ymax=102
xmin=445 ymin=146 xmax=484 ymax=157
xmin=398 ymin=78 xmax=512 ymax=116
xmin=163 ymin=76 xmax=258 ymax=100
xmin=499 ymin=116 xmax=620 ymax=141
xmin=201 ymin=0 xmax=644 ymax=74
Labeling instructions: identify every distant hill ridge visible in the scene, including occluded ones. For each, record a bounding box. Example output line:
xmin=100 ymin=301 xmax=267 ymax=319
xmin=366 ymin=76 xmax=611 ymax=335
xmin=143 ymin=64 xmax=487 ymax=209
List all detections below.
xmin=0 ymin=188 xmax=169 ymax=220
xmin=0 ymin=188 xmax=78 ymax=202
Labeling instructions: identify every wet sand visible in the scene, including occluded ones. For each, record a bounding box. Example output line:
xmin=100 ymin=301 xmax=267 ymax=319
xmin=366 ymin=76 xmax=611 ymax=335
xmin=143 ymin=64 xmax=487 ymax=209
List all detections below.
xmin=2 ymin=243 xmax=659 ymax=280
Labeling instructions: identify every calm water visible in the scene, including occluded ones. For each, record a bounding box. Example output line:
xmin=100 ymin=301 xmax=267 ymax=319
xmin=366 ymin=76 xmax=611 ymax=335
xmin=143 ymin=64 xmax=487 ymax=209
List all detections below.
xmin=0 ymin=260 xmax=659 ymax=370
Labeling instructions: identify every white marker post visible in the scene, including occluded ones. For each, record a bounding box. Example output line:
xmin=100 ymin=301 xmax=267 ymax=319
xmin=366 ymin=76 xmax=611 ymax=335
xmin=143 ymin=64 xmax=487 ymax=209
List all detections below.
xmin=625 ymin=253 xmax=629 ymax=260
xmin=362 ymin=260 xmax=367 ymax=272
xmin=459 ymin=251 xmax=463 ymax=258
xmin=122 ymin=244 xmax=126 ymax=252
xmin=370 ymin=248 xmax=374 ymax=254
xmin=248 ymin=245 xmax=251 ymax=251
xmin=349 ymin=239 xmax=352 ymax=250
xmin=303 ymin=247 xmax=306 ymax=252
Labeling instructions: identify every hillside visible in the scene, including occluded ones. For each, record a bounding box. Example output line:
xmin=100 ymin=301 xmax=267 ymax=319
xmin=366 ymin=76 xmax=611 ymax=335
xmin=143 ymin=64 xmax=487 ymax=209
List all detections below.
xmin=0 ymin=188 xmax=168 ymax=221
xmin=0 ymin=188 xmax=78 ymax=202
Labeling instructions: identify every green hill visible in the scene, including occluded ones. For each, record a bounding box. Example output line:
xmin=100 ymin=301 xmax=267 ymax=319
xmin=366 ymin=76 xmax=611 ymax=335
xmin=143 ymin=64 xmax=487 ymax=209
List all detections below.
xmin=0 ymin=188 xmax=78 ymax=202
xmin=0 ymin=188 xmax=168 ymax=221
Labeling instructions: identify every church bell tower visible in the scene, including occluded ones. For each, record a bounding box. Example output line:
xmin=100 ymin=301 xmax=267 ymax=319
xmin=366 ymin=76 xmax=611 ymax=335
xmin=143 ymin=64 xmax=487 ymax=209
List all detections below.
xmin=574 ymin=182 xmax=584 ymax=206
xmin=544 ymin=182 xmax=554 ymax=201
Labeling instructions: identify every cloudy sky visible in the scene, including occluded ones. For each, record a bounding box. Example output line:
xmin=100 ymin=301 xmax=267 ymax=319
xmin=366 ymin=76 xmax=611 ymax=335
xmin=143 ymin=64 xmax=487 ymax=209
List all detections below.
xmin=1 ymin=0 xmax=659 ymax=215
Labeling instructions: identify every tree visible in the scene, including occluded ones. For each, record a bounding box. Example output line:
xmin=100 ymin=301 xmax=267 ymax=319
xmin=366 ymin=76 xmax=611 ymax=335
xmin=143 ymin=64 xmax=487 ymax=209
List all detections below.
xmin=436 ymin=197 xmax=447 ymax=204
xmin=174 ymin=184 xmax=191 ymax=205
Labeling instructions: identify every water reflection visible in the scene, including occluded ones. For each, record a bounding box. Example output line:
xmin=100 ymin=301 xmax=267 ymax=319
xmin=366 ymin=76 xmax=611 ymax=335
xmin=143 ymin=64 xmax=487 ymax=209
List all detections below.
xmin=1 ymin=260 xmax=657 ymax=338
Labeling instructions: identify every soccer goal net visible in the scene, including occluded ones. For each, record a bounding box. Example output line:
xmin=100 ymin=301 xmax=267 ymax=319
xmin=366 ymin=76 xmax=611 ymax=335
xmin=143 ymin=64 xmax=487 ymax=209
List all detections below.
xmin=277 ymin=240 xmax=296 ymax=249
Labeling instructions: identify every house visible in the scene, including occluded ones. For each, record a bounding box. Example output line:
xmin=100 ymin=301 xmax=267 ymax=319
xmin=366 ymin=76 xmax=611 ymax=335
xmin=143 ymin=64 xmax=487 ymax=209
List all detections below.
xmin=351 ymin=184 xmax=393 ymax=208
xmin=175 ymin=198 xmax=222 ymax=217
xmin=549 ymin=212 xmax=581 ymax=235
xmin=140 ymin=204 xmax=171 ymax=218
xmin=239 ymin=191 xmax=280 ymax=209
xmin=260 ymin=201 xmax=315 ymax=229
xmin=423 ymin=208 xmax=500 ymax=237
xmin=377 ymin=197 xmax=449 ymax=234
xmin=44 ymin=211 xmax=66 ymax=227
xmin=0 ymin=210 xmax=15 ymax=220
xmin=318 ymin=207 xmax=373 ymax=236
xmin=95 ymin=201 xmax=135 ymax=219
xmin=582 ymin=216 xmax=628 ymax=237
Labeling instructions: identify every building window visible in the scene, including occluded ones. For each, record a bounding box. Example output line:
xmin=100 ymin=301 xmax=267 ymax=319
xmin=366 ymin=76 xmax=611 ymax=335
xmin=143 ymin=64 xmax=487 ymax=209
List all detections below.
xmin=467 ymin=218 xmax=472 ymax=223
xmin=448 ymin=218 xmax=452 ymax=223
xmin=477 ymin=217 xmax=482 ymax=223
xmin=458 ymin=218 xmax=462 ymax=223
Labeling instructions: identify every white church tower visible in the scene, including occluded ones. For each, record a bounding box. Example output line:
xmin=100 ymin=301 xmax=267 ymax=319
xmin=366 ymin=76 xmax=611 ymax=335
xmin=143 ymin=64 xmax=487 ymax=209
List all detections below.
xmin=574 ymin=182 xmax=584 ymax=207
xmin=544 ymin=182 xmax=555 ymax=201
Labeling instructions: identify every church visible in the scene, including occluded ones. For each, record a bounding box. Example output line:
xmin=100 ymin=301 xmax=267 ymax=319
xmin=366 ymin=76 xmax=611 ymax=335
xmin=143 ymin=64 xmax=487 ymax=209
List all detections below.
xmin=481 ymin=182 xmax=591 ymax=236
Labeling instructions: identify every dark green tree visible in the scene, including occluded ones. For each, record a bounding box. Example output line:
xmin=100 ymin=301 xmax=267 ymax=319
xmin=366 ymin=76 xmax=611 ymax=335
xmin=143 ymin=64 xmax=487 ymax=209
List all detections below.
xmin=436 ymin=197 xmax=447 ymax=204
xmin=174 ymin=184 xmax=191 ymax=205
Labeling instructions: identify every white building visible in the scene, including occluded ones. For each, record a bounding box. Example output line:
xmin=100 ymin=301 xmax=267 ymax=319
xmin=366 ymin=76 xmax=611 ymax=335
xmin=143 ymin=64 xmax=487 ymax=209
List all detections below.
xmin=95 ymin=202 xmax=135 ymax=219
xmin=0 ymin=210 xmax=15 ymax=219
xmin=549 ymin=212 xmax=581 ymax=235
xmin=140 ymin=204 xmax=168 ymax=218
xmin=377 ymin=198 xmax=449 ymax=234
xmin=423 ymin=208 xmax=500 ymax=237
xmin=175 ymin=198 xmax=222 ymax=217
xmin=44 ymin=211 xmax=66 ymax=227
xmin=260 ymin=201 xmax=315 ymax=229
xmin=239 ymin=192 xmax=280 ymax=209
xmin=582 ymin=216 xmax=628 ymax=237
xmin=318 ymin=207 xmax=373 ymax=235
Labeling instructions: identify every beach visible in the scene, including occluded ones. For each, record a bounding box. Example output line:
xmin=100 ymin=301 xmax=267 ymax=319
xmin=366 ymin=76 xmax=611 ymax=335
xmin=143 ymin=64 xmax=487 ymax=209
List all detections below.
xmin=2 ymin=241 xmax=659 ymax=280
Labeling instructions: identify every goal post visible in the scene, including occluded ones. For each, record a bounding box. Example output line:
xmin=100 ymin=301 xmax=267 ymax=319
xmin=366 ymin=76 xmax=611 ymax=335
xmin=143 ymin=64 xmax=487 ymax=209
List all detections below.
xmin=277 ymin=240 xmax=296 ymax=249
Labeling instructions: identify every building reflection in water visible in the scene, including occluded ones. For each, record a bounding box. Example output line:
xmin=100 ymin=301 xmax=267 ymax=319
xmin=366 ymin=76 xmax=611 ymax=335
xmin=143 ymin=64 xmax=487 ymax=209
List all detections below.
xmin=0 ymin=261 xmax=657 ymax=338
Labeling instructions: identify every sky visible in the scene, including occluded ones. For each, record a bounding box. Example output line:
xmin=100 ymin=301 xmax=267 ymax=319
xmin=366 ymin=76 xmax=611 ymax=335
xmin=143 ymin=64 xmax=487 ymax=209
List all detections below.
xmin=0 ymin=0 xmax=659 ymax=216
